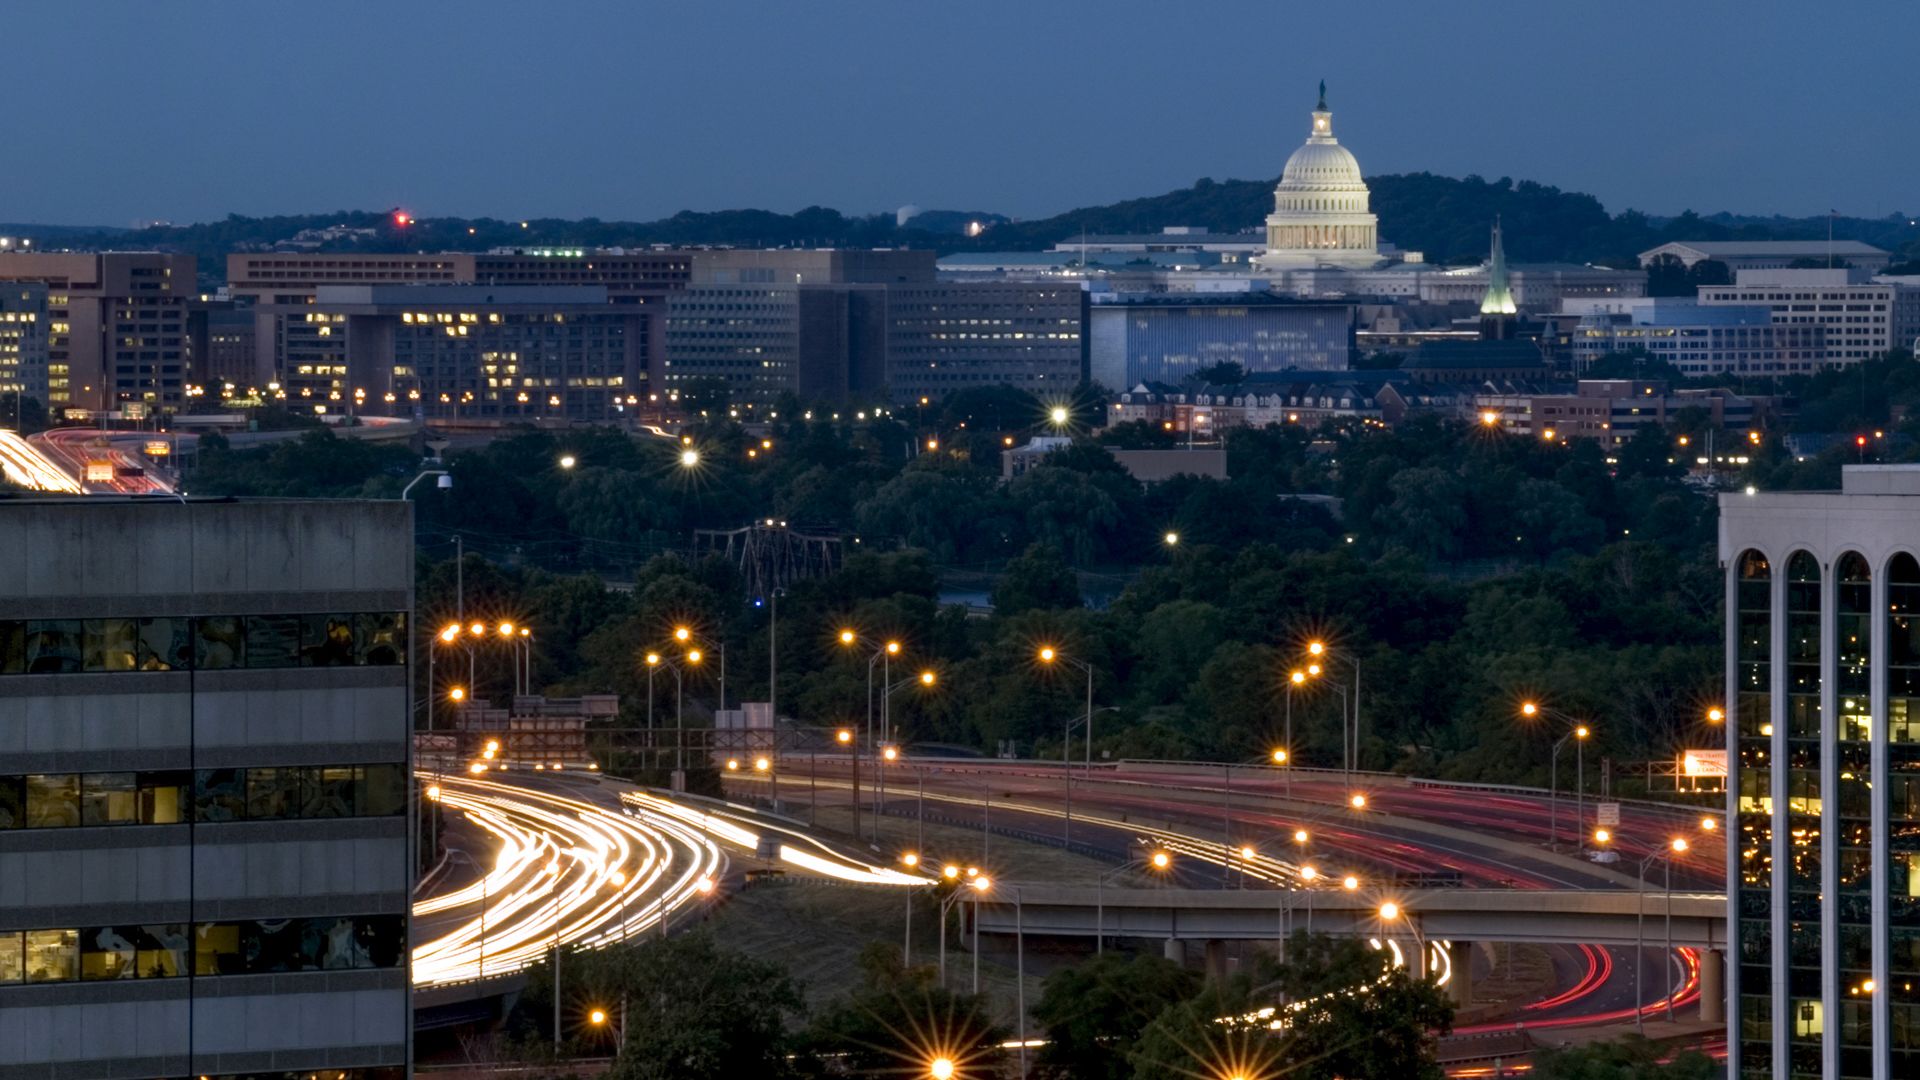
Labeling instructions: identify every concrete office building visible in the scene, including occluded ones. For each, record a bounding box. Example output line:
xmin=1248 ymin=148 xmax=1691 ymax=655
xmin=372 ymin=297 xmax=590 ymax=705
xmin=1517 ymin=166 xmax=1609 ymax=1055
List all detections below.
xmin=1641 ymin=240 xmax=1892 ymax=275
xmin=884 ymin=282 xmax=1086 ymax=404
xmin=1088 ymin=295 xmax=1353 ymax=391
xmin=1720 ymin=466 xmax=1920 ymax=1079
xmin=0 ymin=284 xmax=50 ymax=412
xmin=0 ymin=253 xmax=198 ymax=413
xmin=1699 ymin=268 xmax=1920 ymax=366
xmin=0 ymin=498 xmax=411 ymax=1079
xmin=255 ymin=285 xmax=645 ymax=421
xmin=1567 ymin=298 xmax=1828 ymax=376
xmin=227 ymin=249 xmax=691 ymax=403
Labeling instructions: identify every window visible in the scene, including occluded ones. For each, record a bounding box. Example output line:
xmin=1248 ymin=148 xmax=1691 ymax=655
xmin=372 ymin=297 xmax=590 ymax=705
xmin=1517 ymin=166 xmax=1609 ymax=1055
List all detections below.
xmin=81 ymin=924 xmax=188 ymax=980
xmin=25 ymin=773 xmax=78 ymax=827
xmin=0 ymin=931 xmax=19 ymax=985
xmin=22 ymin=620 xmax=81 ymax=673
xmin=24 ymin=929 xmax=77 ymax=982
xmin=80 ymin=772 xmax=137 ymax=826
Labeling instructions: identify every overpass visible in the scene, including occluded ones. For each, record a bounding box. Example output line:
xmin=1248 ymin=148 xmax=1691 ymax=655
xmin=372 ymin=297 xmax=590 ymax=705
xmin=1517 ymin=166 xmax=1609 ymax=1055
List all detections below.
xmin=971 ymin=885 xmax=1729 ymax=1022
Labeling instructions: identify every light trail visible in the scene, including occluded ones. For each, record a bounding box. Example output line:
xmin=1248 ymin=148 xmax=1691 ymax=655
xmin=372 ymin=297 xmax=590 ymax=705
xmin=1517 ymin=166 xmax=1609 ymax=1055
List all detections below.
xmin=412 ymin=774 xmax=928 ymax=988
xmin=0 ymin=429 xmax=84 ymax=492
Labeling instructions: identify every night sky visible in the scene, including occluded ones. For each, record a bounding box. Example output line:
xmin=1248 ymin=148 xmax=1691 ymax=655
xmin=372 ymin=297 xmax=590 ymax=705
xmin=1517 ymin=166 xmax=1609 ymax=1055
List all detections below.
xmin=2 ymin=0 xmax=1913 ymax=226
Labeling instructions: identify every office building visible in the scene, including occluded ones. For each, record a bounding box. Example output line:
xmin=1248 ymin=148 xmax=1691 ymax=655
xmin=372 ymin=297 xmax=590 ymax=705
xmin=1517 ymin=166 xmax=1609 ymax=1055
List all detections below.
xmin=0 ymin=253 xmax=198 ymax=413
xmin=228 ymin=249 xmax=691 ymax=407
xmin=1699 ymin=268 xmax=1919 ymax=365
xmin=255 ymin=285 xmax=645 ymax=421
xmin=1087 ymin=294 xmax=1352 ymax=391
xmin=1476 ymin=378 xmax=1756 ymax=446
xmin=1720 ymin=465 xmax=1920 ymax=1079
xmin=192 ymin=306 xmax=260 ymax=391
xmin=0 ymin=284 xmax=50 ymax=412
xmin=884 ymin=282 xmax=1086 ymax=404
xmin=1641 ymin=240 xmax=1892 ymax=275
xmin=1567 ymin=298 xmax=1829 ymax=376
xmin=0 ymin=498 xmax=411 ymax=1079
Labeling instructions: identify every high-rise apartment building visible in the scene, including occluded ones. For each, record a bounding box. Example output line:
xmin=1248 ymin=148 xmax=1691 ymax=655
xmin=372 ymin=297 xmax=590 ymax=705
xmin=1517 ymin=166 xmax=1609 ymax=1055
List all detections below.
xmin=0 ymin=253 xmax=197 ymax=413
xmin=0 ymin=498 xmax=412 ymax=1079
xmin=0 ymin=284 xmax=50 ymax=413
xmin=1721 ymin=466 xmax=1920 ymax=1080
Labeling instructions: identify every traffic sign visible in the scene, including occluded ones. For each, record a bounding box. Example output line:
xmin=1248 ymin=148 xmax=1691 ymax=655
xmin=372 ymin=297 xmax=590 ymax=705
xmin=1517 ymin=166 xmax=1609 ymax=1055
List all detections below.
xmin=1596 ymin=802 xmax=1621 ymax=826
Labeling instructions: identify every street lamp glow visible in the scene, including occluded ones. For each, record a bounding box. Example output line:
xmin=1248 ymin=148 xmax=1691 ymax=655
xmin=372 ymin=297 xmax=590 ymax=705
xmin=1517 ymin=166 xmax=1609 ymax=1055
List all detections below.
xmin=1290 ymin=669 xmax=1306 ymax=685
xmin=1038 ymin=646 xmax=1057 ymax=663
xmin=901 ymin=852 xmax=920 ymax=868
xmin=1049 ymin=406 xmax=1070 ymax=425
xmin=679 ymin=448 xmax=700 ymax=467
xmin=754 ymin=756 xmax=771 ymax=772
xmin=942 ymin=864 xmax=961 ymax=880
xmin=645 ymin=652 xmax=661 ymax=666
xmin=1701 ymin=816 xmax=1718 ymax=832
xmin=1349 ymin=793 xmax=1367 ymax=809
xmin=449 ymin=687 xmax=467 ymax=702
xmin=439 ymin=623 xmax=460 ymax=643
xmin=1379 ymin=901 xmax=1400 ymax=920
xmin=1343 ymin=874 xmax=1359 ymax=891
xmin=838 ymin=629 xmax=856 ymax=645
xmin=498 ymin=621 xmax=515 ymax=636
xmin=837 ymin=729 xmax=853 ymax=744
xmin=558 ymin=455 xmax=577 ymax=470
xmin=1707 ymin=707 xmax=1725 ymax=723
xmin=1150 ymin=850 xmax=1171 ymax=870
xmin=883 ymin=745 xmax=899 ymax=761
xmin=930 ymin=1057 xmax=956 ymax=1080
xmin=469 ymin=621 xmax=486 ymax=636
xmin=725 ymin=758 xmax=740 ymax=771
xmin=971 ymin=876 xmax=991 ymax=891
xmin=686 ymin=649 xmax=703 ymax=664
xmin=886 ymin=641 xmax=901 ymax=655
xmin=1240 ymin=846 xmax=1256 ymax=860
xmin=674 ymin=626 xmax=692 ymax=642
xmin=485 ymin=739 xmax=499 ymax=752
xmin=919 ymin=670 xmax=936 ymax=686
xmin=1307 ymin=641 xmax=1326 ymax=657
xmin=1520 ymin=701 xmax=1539 ymax=717
xmin=1301 ymin=865 xmax=1318 ymax=881
xmin=1164 ymin=531 xmax=1179 ymax=546
xmin=1306 ymin=663 xmax=1322 ymax=677
xmin=425 ymin=784 xmax=441 ymax=801
xmin=589 ymin=1008 xmax=607 ymax=1025
xmin=1671 ymin=837 xmax=1690 ymax=853
xmin=1293 ymin=829 xmax=1309 ymax=844
xmin=1595 ymin=828 xmax=1612 ymax=843
xmin=1271 ymin=748 xmax=1288 ymax=764
xmin=1575 ymin=725 xmax=1590 ymax=740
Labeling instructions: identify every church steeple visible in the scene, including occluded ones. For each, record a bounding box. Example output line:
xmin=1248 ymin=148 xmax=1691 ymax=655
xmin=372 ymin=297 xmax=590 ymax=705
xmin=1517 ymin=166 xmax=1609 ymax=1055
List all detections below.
xmin=1480 ymin=217 xmax=1517 ymax=316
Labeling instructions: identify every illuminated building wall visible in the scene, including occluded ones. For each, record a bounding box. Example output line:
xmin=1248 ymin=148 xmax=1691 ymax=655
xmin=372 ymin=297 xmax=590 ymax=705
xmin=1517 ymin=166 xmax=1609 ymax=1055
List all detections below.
xmin=0 ymin=284 xmax=49 ymax=413
xmin=1087 ymin=296 xmax=1353 ymax=391
xmin=0 ymin=498 xmax=412 ymax=1079
xmin=0 ymin=253 xmax=196 ymax=412
xmin=1723 ymin=467 xmax=1920 ymax=1079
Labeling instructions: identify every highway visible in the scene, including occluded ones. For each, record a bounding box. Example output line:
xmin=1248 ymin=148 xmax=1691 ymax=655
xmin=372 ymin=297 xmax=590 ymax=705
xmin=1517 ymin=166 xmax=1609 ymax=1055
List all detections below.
xmin=411 ymin=770 xmax=925 ymax=990
xmin=0 ymin=428 xmax=85 ymax=492
xmin=29 ymin=427 xmax=181 ymax=494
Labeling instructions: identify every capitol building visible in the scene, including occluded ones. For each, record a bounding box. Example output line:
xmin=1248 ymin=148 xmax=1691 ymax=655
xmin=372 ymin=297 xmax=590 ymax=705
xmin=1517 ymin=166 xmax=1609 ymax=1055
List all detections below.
xmin=1255 ymin=83 xmax=1386 ymax=271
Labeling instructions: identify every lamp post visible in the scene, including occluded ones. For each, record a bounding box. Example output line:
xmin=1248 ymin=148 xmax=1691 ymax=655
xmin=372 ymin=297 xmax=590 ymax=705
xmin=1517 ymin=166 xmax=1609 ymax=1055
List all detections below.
xmin=1305 ymin=640 xmax=1361 ymax=777
xmin=1285 ymin=668 xmax=1308 ymax=797
xmin=836 ymin=728 xmax=859 ymax=837
xmin=1096 ymin=845 xmax=1173 ymax=954
xmin=1062 ymin=706 xmax=1119 ymax=844
xmin=900 ymin=852 xmax=922 ymax=963
xmin=1635 ymin=836 xmax=1690 ymax=1033
xmin=938 ymin=874 xmax=990 ymax=989
xmin=1522 ymin=703 xmax=1593 ymax=852
xmin=1378 ymin=900 xmax=1429 ymax=980
xmin=1037 ymin=645 xmax=1096 ymax=774
xmin=839 ymin=631 xmax=901 ymax=841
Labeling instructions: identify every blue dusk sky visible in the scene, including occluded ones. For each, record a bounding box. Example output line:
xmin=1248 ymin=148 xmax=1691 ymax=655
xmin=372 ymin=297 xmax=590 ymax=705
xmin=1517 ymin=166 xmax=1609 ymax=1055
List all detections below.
xmin=0 ymin=0 xmax=1913 ymax=226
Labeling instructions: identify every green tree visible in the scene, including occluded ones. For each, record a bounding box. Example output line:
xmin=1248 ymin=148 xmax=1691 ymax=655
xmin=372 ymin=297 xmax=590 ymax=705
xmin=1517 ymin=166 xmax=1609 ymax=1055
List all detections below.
xmin=992 ymin=543 xmax=1082 ymax=615
xmin=1032 ymin=953 xmax=1201 ymax=1080
xmin=1529 ymin=1035 xmax=1718 ymax=1079
xmin=796 ymin=942 xmax=1006 ymax=1078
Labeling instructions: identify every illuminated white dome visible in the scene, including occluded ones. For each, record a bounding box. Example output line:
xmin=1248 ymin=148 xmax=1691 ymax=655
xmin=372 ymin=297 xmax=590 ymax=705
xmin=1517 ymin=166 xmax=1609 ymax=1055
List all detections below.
xmin=1256 ymin=85 xmax=1383 ymax=271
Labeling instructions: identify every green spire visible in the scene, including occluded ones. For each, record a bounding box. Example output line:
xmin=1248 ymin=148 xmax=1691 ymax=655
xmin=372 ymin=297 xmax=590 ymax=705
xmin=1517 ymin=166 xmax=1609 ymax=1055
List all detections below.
xmin=1480 ymin=217 xmax=1517 ymax=316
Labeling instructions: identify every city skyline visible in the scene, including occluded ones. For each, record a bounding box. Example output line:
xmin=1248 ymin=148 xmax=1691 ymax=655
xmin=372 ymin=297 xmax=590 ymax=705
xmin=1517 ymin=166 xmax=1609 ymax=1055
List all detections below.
xmin=1 ymin=1 xmax=1915 ymax=226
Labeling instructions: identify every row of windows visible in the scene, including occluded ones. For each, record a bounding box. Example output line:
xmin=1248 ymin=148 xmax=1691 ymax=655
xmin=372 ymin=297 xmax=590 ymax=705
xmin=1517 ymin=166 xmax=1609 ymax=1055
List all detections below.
xmin=0 ymin=915 xmax=404 ymax=984
xmin=0 ymin=613 xmax=405 ymax=675
xmin=0 ymin=763 xmax=407 ymax=829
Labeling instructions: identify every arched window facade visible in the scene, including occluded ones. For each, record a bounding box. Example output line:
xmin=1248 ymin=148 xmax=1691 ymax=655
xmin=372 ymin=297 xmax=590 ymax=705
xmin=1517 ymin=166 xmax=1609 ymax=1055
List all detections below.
xmin=1887 ymin=552 xmax=1920 ymax=1075
xmin=1836 ymin=553 xmax=1873 ymax=1070
xmin=1735 ymin=548 xmax=1773 ymax=1080
xmin=1784 ymin=550 xmax=1822 ymax=1074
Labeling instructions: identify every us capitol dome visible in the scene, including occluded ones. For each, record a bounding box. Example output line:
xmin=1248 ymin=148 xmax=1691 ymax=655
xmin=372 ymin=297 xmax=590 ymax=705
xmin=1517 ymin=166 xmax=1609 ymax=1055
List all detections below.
xmin=1254 ymin=82 xmax=1385 ymax=271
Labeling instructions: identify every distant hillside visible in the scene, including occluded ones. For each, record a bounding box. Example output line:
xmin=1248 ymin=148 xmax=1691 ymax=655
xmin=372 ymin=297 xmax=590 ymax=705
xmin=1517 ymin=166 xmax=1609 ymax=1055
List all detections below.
xmin=10 ymin=176 xmax=1917 ymax=277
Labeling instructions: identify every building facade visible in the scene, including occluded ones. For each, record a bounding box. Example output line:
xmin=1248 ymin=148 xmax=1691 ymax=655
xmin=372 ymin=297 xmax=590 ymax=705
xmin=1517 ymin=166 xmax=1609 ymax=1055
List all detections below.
xmin=0 ymin=253 xmax=197 ymax=413
xmin=0 ymin=498 xmax=412 ymax=1079
xmin=227 ymin=249 xmax=691 ymax=407
xmin=1720 ymin=466 xmax=1920 ymax=1079
xmin=1699 ymin=269 xmax=1918 ymax=366
xmin=1568 ymin=298 xmax=1829 ymax=376
xmin=1476 ymin=378 xmax=1756 ymax=446
xmin=257 ymin=285 xmax=645 ymax=421
xmin=884 ymin=282 xmax=1086 ymax=404
xmin=1254 ymin=85 xmax=1384 ymax=271
xmin=1088 ymin=295 xmax=1353 ymax=390
xmin=0 ymin=284 xmax=50 ymax=413
xmin=1641 ymin=240 xmax=1892 ymax=275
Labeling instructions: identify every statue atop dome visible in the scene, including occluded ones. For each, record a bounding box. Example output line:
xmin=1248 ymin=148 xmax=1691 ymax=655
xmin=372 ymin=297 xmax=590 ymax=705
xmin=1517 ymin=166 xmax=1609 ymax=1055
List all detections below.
xmin=1317 ymin=79 xmax=1326 ymax=111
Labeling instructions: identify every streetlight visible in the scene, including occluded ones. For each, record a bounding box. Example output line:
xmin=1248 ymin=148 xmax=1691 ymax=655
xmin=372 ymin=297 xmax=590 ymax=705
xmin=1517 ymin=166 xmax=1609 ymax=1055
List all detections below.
xmin=900 ymin=852 xmax=924 ymax=962
xmin=1304 ymin=640 xmax=1361 ymax=779
xmin=1164 ymin=531 xmax=1180 ymax=547
xmin=558 ymin=454 xmax=577 ymax=470
xmin=1378 ymin=900 xmax=1429 ymax=979
xmin=1037 ymin=645 xmax=1097 ymax=774
xmin=839 ymin=631 xmax=903 ymax=840
xmin=938 ymin=874 xmax=991 ymax=988
xmin=1095 ymin=844 xmax=1174 ymax=954
xmin=930 ymin=1057 xmax=956 ymax=1080
xmin=679 ymin=447 xmax=699 ymax=468
xmin=1635 ymin=837 xmax=1690 ymax=1032
xmin=1521 ymin=702 xmax=1592 ymax=852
